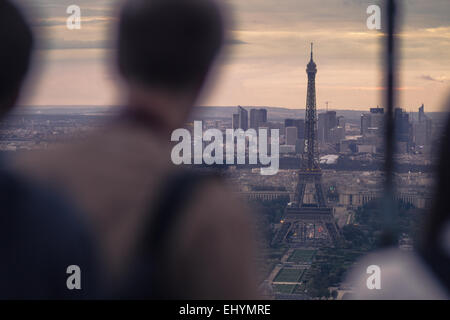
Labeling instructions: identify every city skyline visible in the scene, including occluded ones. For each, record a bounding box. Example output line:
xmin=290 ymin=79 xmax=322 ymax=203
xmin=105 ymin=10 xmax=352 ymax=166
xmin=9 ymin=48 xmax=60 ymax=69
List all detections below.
xmin=15 ymin=0 xmax=450 ymax=112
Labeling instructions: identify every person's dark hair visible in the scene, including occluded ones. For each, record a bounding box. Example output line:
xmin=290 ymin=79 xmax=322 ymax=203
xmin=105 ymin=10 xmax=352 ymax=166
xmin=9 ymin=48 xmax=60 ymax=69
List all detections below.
xmin=117 ymin=0 xmax=224 ymax=92
xmin=0 ymin=0 xmax=33 ymax=112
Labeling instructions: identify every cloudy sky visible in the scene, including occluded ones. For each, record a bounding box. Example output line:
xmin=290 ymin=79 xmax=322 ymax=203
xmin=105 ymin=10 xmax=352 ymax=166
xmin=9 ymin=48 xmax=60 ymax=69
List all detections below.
xmin=16 ymin=0 xmax=450 ymax=111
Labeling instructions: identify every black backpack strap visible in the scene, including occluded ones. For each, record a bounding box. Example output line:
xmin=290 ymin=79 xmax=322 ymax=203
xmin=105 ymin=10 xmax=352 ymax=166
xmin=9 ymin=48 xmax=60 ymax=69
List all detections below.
xmin=145 ymin=170 xmax=220 ymax=254
xmin=126 ymin=170 xmax=221 ymax=299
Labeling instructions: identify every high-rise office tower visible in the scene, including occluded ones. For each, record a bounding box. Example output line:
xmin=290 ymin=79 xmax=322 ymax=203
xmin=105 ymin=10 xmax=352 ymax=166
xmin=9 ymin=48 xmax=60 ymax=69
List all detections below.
xmin=284 ymin=118 xmax=305 ymax=139
xmin=361 ymin=107 xmax=384 ymax=136
xmin=318 ymin=111 xmax=337 ymax=143
xmin=360 ymin=113 xmax=370 ymax=135
xmin=418 ymin=104 xmax=426 ymax=122
xmin=414 ymin=104 xmax=432 ymax=147
xmin=250 ymin=108 xmax=268 ymax=129
xmin=232 ymin=113 xmax=239 ymax=130
xmin=318 ymin=113 xmax=326 ymax=143
xmin=337 ymin=116 xmax=346 ymax=131
xmin=394 ymin=108 xmax=411 ymax=142
xmin=285 ymin=126 xmax=298 ymax=145
xmin=369 ymin=108 xmax=384 ymax=134
xmin=232 ymin=106 xmax=249 ymax=130
xmin=394 ymin=107 xmax=412 ymax=153
xmin=237 ymin=106 xmax=248 ymax=130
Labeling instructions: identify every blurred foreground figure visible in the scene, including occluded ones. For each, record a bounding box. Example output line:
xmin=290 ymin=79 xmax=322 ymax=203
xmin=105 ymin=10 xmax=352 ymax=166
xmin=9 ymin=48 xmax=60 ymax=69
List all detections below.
xmin=347 ymin=111 xmax=450 ymax=300
xmin=14 ymin=0 xmax=258 ymax=299
xmin=0 ymin=0 xmax=97 ymax=299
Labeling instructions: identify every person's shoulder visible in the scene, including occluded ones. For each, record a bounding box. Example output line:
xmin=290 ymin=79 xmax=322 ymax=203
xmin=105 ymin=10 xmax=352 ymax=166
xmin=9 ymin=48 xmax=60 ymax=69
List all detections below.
xmin=0 ymin=167 xmax=98 ymax=299
xmin=0 ymin=165 xmax=88 ymax=235
xmin=346 ymin=247 xmax=449 ymax=300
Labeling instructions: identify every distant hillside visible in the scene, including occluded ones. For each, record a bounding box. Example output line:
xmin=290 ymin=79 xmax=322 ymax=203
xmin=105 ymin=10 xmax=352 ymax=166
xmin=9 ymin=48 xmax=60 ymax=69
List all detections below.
xmin=13 ymin=106 xmax=119 ymax=115
xmin=192 ymin=106 xmax=368 ymax=123
xmin=192 ymin=106 xmax=370 ymax=124
xmin=191 ymin=106 xmax=448 ymax=125
xmin=13 ymin=105 xmax=448 ymax=125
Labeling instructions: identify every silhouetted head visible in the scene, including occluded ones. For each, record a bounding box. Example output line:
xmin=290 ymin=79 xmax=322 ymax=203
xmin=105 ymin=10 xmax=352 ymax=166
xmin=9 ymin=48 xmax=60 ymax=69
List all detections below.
xmin=426 ymin=116 xmax=450 ymax=250
xmin=0 ymin=0 xmax=33 ymax=118
xmin=420 ymin=109 xmax=450 ymax=291
xmin=117 ymin=0 xmax=225 ymax=131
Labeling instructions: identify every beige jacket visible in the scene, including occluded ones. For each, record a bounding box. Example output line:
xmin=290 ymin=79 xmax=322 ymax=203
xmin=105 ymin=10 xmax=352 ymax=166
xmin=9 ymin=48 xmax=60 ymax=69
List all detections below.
xmin=10 ymin=119 xmax=259 ymax=299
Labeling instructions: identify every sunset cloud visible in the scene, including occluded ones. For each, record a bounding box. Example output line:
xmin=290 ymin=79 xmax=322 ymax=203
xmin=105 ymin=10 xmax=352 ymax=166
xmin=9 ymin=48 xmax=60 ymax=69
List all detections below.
xmin=16 ymin=0 xmax=450 ymax=111
xmin=420 ymin=75 xmax=449 ymax=83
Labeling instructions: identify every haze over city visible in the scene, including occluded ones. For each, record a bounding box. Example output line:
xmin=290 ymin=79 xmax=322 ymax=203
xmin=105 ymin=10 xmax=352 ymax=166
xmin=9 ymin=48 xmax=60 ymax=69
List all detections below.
xmin=16 ymin=0 xmax=450 ymax=111
xmin=2 ymin=0 xmax=450 ymax=302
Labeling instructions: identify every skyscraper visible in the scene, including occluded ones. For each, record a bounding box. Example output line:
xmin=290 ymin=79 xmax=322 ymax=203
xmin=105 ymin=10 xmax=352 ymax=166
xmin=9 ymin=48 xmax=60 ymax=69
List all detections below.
xmin=284 ymin=118 xmax=305 ymax=139
xmin=360 ymin=113 xmax=370 ymax=135
xmin=418 ymin=104 xmax=426 ymax=122
xmin=394 ymin=108 xmax=411 ymax=142
xmin=369 ymin=107 xmax=384 ymax=134
xmin=361 ymin=107 xmax=384 ymax=136
xmin=232 ymin=106 xmax=249 ymax=130
xmin=318 ymin=111 xmax=337 ymax=143
xmin=232 ymin=113 xmax=239 ymax=130
xmin=414 ymin=104 xmax=432 ymax=148
xmin=237 ymin=106 xmax=248 ymax=130
xmin=285 ymin=127 xmax=298 ymax=145
xmin=250 ymin=108 xmax=267 ymax=129
xmin=394 ymin=107 xmax=412 ymax=153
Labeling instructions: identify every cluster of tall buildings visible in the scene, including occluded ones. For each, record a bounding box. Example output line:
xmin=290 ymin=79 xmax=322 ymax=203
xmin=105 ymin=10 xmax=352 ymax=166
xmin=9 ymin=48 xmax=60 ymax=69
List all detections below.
xmin=414 ymin=104 xmax=432 ymax=150
xmin=232 ymin=106 xmax=249 ymax=130
xmin=232 ymin=106 xmax=268 ymax=131
xmin=360 ymin=107 xmax=384 ymax=136
xmin=318 ymin=111 xmax=345 ymax=145
xmin=229 ymin=105 xmax=348 ymax=155
xmin=358 ymin=104 xmax=433 ymax=154
xmin=282 ymin=119 xmax=305 ymax=154
xmin=228 ymin=103 xmax=433 ymax=157
xmin=250 ymin=108 xmax=268 ymax=129
xmin=284 ymin=119 xmax=304 ymax=143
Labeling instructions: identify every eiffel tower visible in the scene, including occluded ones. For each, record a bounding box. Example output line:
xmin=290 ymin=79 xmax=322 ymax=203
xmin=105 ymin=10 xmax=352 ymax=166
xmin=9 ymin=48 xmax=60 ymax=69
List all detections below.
xmin=274 ymin=44 xmax=340 ymax=246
